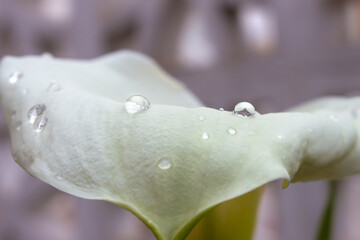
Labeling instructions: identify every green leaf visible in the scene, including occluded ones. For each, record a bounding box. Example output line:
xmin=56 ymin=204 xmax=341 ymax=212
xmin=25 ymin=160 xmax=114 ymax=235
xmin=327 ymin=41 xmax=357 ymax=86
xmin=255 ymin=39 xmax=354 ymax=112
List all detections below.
xmin=0 ymin=51 xmax=359 ymax=240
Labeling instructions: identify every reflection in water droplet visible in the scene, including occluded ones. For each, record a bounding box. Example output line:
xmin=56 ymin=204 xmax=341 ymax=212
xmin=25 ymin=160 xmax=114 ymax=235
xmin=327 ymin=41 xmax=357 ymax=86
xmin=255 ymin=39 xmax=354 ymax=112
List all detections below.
xmin=22 ymin=88 xmax=29 ymax=95
xmin=47 ymin=81 xmax=61 ymax=92
xmin=233 ymin=102 xmax=255 ymax=117
xmin=157 ymin=158 xmax=172 ymax=170
xmin=219 ymin=108 xmax=224 ymax=111
xmin=125 ymin=95 xmax=150 ymax=114
xmin=33 ymin=116 xmax=48 ymax=132
xmin=15 ymin=121 xmax=22 ymax=131
xmin=198 ymin=115 xmax=205 ymax=121
xmin=8 ymin=71 xmax=22 ymax=84
xmin=329 ymin=114 xmax=339 ymax=122
xmin=202 ymin=131 xmax=209 ymax=140
xmin=27 ymin=104 xmax=46 ymax=124
xmin=227 ymin=128 xmax=236 ymax=135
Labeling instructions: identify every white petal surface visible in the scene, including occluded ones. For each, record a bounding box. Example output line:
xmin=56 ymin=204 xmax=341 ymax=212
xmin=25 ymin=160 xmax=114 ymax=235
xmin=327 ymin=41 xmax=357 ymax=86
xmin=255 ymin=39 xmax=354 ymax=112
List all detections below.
xmin=0 ymin=51 xmax=359 ymax=240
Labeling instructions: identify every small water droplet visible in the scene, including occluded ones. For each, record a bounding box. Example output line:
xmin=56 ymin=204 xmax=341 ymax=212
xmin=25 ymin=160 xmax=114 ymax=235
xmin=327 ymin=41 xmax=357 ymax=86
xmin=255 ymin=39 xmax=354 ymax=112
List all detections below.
xmin=15 ymin=121 xmax=22 ymax=131
xmin=27 ymin=104 xmax=46 ymax=124
xmin=157 ymin=158 xmax=172 ymax=170
xmin=350 ymin=109 xmax=357 ymax=119
xmin=278 ymin=134 xmax=283 ymax=139
xmin=307 ymin=125 xmax=314 ymax=132
xmin=198 ymin=115 xmax=205 ymax=121
xmin=55 ymin=174 xmax=63 ymax=181
xmin=47 ymin=81 xmax=61 ymax=92
xmin=22 ymin=88 xmax=29 ymax=95
xmin=219 ymin=108 xmax=224 ymax=111
xmin=233 ymin=102 xmax=255 ymax=117
xmin=33 ymin=116 xmax=48 ymax=132
xmin=11 ymin=110 xmax=16 ymax=119
xmin=202 ymin=131 xmax=209 ymax=140
xmin=8 ymin=71 xmax=22 ymax=84
xmin=227 ymin=128 xmax=236 ymax=135
xmin=329 ymin=114 xmax=339 ymax=123
xmin=124 ymin=95 xmax=150 ymax=114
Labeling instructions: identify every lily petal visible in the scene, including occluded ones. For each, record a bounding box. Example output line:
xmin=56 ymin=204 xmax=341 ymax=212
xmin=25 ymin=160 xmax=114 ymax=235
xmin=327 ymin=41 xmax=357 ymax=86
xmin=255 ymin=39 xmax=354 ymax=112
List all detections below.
xmin=0 ymin=51 xmax=359 ymax=240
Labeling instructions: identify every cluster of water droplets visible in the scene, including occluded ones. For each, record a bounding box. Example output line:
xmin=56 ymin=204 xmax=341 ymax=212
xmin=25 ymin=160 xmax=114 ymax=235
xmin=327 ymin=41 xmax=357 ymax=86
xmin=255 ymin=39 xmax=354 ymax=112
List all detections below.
xmin=27 ymin=104 xmax=48 ymax=132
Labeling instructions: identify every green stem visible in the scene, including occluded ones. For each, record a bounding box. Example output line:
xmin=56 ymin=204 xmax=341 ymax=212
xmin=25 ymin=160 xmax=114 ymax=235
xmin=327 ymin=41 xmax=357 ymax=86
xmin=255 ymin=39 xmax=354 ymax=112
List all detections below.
xmin=316 ymin=181 xmax=337 ymax=240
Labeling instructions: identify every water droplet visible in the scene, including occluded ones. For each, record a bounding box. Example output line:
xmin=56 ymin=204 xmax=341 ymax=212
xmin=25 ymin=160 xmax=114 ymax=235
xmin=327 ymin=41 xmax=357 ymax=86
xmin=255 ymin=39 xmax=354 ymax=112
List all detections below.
xmin=22 ymin=88 xmax=29 ymax=95
xmin=198 ymin=115 xmax=205 ymax=121
xmin=55 ymin=174 xmax=63 ymax=181
xmin=227 ymin=128 xmax=236 ymax=135
xmin=219 ymin=108 xmax=224 ymax=111
xmin=233 ymin=102 xmax=255 ymax=117
xmin=157 ymin=158 xmax=172 ymax=170
xmin=278 ymin=134 xmax=283 ymax=139
xmin=329 ymin=114 xmax=339 ymax=123
xmin=15 ymin=121 xmax=22 ymax=131
xmin=11 ymin=110 xmax=16 ymax=119
xmin=202 ymin=131 xmax=209 ymax=140
xmin=27 ymin=104 xmax=46 ymax=124
xmin=47 ymin=81 xmax=61 ymax=92
xmin=33 ymin=116 xmax=48 ymax=132
xmin=307 ymin=125 xmax=314 ymax=132
xmin=124 ymin=95 xmax=150 ymax=114
xmin=8 ymin=71 xmax=22 ymax=84
xmin=350 ymin=109 xmax=357 ymax=119
xmin=42 ymin=52 xmax=53 ymax=58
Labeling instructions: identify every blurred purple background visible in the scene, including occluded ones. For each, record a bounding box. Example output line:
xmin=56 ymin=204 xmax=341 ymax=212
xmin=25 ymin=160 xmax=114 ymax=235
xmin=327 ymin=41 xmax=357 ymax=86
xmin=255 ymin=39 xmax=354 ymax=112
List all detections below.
xmin=1 ymin=0 xmax=360 ymax=239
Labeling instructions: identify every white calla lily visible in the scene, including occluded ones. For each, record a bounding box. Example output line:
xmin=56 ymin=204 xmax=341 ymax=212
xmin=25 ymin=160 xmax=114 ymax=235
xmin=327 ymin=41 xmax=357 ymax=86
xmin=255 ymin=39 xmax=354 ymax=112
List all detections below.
xmin=0 ymin=50 xmax=359 ymax=240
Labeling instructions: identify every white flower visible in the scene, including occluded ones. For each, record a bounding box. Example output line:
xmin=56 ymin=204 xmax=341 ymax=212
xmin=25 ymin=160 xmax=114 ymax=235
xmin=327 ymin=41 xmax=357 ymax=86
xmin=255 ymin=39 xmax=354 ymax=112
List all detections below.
xmin=0 ymin=50 xmax=359 ymax=240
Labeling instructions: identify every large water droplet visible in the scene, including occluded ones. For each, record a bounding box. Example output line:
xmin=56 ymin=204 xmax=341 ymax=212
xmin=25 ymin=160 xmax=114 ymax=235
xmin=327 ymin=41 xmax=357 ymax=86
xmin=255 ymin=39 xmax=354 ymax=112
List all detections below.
xmin=33 ymin=116 xmax=48 ymax=132
xmin=27 ymin=104 xmax=46 ymax=124
xmin=47 ymin=81 xmax=61 ymax=92
xmin=8 ymin=71 xmax=22 ymax=84
xmin=202 ymin=131 xmax=209 ymax=140
xmin=157 ymin=158 xmax=172 ymax=170
xmin=219 ymin=108 xmax=224 ymax=111
xmin=198 ymin=115 xmax=205 ymax=121
xmin=227 ymin=128 xmax=236 ymax=135
xmin=233 ymin=102 xmax=255 ymax=117
xmin=124 ymin=95 xmax=150 ymax=114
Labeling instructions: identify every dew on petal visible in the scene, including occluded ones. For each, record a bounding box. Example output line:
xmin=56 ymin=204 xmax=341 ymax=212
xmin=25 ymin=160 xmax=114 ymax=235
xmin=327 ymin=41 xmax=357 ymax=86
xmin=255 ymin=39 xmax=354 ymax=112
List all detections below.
xmin=233 ymin=102 xmax=255 ymax=117
xmin=47 ymin=81 xmax=61 ymax=92
xmin=124 ymin=95 xmax=150 ymax=114
xmin=8 ymin=71 xmax=22 ymax=84
xmin=227 ymin=128 xmax=236 ymax=135
xmin=33 ymin=116 xmax=48 ymax=133
xmin=22 ymin=88 xmax=29 ymax=95
xmin=329 ymin=114 xmax=339 ymax=123
xmin=27 ymin=104 xmax=46 ymax=124
xmin=219 ymin=108 xmax=224 ymax=111
xmin=15 ymin=121 xmax=22 ymax=131
xmin=157 ymin=158 xmax=172 ymax=170
xmin=202 ymin=131 xmax=209 ymax=140
xmin=198 ymin=115 xmax=205 ymax=121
